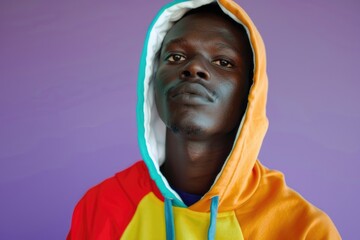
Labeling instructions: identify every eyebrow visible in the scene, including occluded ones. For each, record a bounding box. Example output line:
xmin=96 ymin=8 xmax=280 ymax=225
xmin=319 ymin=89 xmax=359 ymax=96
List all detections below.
xmin=213 ymin=42 xmax=237 ymax=52
xmin=163 ymin=38 xmax=241 ymax=57
xmin=163 ymin=38 xmax=189 ymax=48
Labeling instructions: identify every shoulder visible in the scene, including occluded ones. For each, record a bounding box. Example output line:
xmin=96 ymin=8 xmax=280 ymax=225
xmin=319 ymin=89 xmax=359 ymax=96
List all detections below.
xmin=67 ymin=161 xmax=154 ymax=239
xmin=239 ymin=162 xmax=341 ymax=239
xmin=262 ymin=164 xmax=341 ymax=238
xmin=77 ymin=161 xmax=154 ymax=217
xmin=81 ymin=161 xmax=149 ymax=205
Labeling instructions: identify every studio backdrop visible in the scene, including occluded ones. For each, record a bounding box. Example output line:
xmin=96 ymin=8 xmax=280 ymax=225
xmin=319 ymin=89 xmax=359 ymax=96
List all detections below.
xmin=0 ymin=0 xmax=359 ymax=239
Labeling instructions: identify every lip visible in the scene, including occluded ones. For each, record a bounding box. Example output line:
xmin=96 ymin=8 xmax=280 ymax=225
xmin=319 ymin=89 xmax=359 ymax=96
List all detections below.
xmin=168 ymin=83 xmax=214 ymax=104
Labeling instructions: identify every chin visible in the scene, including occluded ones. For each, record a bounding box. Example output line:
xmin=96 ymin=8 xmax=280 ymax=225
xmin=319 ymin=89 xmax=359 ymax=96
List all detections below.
xmin=169 ymin=121 xmax=204 ymax=137
xmin=165 ymin=110 xmax=215 ymax=138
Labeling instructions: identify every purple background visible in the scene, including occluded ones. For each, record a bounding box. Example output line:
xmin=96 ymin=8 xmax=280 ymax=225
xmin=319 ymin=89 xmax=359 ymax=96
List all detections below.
xmin=0 ymin=0 xmax=359 ymax=239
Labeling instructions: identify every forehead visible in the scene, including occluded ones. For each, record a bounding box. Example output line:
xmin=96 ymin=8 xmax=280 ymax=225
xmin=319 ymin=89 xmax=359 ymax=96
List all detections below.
xmin=161 ymin=12 xmax=247 ymax=53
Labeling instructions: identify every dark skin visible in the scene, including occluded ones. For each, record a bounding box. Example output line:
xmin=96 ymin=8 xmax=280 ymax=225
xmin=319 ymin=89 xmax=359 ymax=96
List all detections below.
xmin=154 ymin=11 xmax=252 ymax=196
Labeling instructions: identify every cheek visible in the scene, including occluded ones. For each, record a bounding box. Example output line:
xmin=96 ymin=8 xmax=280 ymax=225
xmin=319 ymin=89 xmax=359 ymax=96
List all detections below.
xmin=154 ymin=67 xmax=171 ymax=100
xmin=217 ymin=81 xmax=247 ymax=121
xmin=156 ymin=65 xmax=177 ymax=85
xmin=153 ymin=77 xmax=165 ymax=121
xmin=153 ymin=68 xmax=175 ymax=124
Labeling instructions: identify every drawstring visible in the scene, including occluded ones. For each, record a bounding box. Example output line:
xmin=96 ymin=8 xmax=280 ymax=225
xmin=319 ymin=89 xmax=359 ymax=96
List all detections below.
xmin=164 ymin=196 xmax=220 ymax=240
xmin=207 ymin=196 xmax=219 ymax=240
xmin=165 ymin=198 xmax=175 ymax=240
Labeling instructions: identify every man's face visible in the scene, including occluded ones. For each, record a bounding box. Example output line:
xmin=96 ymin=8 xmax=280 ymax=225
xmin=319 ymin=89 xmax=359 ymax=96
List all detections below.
xmin=154 ymin=11 xmax=252 ymax=139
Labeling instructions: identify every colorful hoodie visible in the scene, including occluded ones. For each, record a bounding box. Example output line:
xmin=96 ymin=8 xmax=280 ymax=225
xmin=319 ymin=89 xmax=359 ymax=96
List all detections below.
xmin=67 ymin=0 xmax=341 ymax=239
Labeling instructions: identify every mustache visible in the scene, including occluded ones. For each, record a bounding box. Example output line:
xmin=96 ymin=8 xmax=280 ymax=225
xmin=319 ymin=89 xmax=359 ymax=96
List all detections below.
xmin=167 ymin=82 xmax=216 ymax=102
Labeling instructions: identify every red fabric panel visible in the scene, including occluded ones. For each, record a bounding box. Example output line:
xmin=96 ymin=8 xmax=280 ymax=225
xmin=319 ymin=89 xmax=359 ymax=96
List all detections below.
xmin=67 ymin=161 xmax=162 ymax=239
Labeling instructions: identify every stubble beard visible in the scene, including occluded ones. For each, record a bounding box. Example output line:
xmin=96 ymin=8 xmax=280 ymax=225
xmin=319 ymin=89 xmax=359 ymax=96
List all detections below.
xmin=169 ymin=123 xmax=203 ymax=137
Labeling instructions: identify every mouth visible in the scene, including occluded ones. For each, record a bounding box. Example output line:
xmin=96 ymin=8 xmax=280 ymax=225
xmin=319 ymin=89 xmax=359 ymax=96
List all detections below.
xmin=169 ymin=83 xmax=215 ymax=104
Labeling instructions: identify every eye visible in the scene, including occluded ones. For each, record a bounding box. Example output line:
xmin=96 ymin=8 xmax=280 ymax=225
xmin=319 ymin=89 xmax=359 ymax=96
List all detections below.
xmin=166 ymin=54 xmax=186 ymax=62
xmin=212 ymin=59 xmax=233 ymax=68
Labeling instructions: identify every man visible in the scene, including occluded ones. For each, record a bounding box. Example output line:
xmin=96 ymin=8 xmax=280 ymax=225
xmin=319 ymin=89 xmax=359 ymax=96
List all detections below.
xmin=68 ymin=1 xmax=341 ymax=239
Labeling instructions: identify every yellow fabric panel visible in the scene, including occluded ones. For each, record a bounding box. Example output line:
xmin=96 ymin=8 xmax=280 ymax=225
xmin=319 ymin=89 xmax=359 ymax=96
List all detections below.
xmin=121 ymin=193 xmax=243 ymax=240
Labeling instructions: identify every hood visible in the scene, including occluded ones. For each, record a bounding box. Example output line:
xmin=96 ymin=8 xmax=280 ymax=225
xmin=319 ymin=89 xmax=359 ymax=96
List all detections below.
xmin=136 ymin=0 xmax=268 ymax=211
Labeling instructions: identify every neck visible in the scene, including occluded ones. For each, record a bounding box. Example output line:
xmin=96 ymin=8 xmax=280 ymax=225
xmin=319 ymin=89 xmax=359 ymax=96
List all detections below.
xmin=160 ymin=129 xmax=237 ymax=195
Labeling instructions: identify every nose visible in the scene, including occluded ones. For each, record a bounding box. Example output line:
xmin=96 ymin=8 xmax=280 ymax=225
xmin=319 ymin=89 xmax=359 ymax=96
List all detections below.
xmin=180 ymin=57 xmax=210 ymax=80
